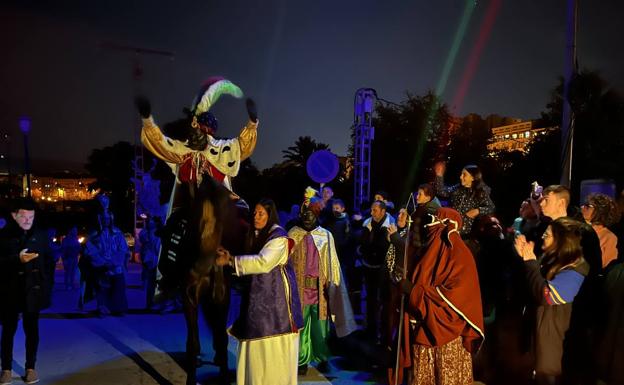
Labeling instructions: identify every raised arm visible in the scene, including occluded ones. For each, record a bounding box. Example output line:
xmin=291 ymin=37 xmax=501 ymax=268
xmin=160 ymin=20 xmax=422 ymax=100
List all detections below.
xmin=135 ymin=96 xmax=190 ymax=165
xmin=141 ymin=117 xmax=190 ymax=165
xmin=238 ymin=98 xmax=259 ymax=160
xmin=238 ymin=120 xmax=258 ymax=160
xmin=433 ymin=175 xmax=458 ymax=199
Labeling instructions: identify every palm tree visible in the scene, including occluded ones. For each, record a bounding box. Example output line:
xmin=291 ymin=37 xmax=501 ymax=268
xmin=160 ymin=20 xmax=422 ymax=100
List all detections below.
xmin=282 ymin=136 xmax=330 ymax=167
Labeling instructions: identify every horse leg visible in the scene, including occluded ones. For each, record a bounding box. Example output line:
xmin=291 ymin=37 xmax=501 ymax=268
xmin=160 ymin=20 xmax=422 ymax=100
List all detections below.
xmin=200 ymin=286 xmax=231 ymax=378
xmin=183 ymin=293 xmax=200 ymax=385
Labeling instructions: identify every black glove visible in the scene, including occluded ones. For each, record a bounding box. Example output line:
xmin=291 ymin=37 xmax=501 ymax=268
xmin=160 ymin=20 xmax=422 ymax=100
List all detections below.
xmin=135 ymin=96 xmax=151 ymax=119
xmin=246 ymin=98 xmax=258 ymax=123
xmin=399 ymin=279 xmax=415 ymax=296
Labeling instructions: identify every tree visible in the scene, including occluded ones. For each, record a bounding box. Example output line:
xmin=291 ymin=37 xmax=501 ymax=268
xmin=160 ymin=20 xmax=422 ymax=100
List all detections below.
xmin=282 ymin=136 xmax=330 ymax=167
xmin=234 ymin=136 xmax=332 ymax=211
xmin=364 ymin=91 xmax=451 ymax=204
xmin=232 ymin=158 xmax=263 ymax=207
xmin=486 ymin=70 xmax=624 ymax=224
xmin=447 ymin=113 xmax=492 ymax=174
xmin=538 ymin=70 xmax=624 ymax=199
xmin=85 ymin=141 xmax=135 ymax=231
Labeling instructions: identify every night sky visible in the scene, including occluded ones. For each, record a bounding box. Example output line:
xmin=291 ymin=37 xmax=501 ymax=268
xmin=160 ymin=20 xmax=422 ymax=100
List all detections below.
xmin=2 ymin=0 xmax=624 ymax=172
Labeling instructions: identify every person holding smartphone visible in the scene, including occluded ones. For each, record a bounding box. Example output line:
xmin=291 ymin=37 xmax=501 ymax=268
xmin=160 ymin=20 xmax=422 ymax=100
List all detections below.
xmin=0 ymin=198 xmax=54 ymax=385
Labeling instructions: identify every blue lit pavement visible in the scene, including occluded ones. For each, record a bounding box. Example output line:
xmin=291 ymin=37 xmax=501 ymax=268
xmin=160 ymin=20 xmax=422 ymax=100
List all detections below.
xmin=7 ymin=263 xmax=385 ymax=385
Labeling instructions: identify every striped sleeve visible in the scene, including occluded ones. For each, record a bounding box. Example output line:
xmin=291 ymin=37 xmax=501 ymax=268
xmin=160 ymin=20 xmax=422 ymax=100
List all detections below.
xmin=543 ymin=269 xmax=585 ymax=305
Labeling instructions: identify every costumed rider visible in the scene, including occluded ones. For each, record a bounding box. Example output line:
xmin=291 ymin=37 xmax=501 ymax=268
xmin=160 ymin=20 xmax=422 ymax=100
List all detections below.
xmin=135 ymin=78 xmax=258 ymax=385
xmin=288 ymin=188 xmax=357 ymax=375
xmin=135 ymin=76 xmax=258 ymax=295
xmin=137 ymin=77 xmax=257 ymax=196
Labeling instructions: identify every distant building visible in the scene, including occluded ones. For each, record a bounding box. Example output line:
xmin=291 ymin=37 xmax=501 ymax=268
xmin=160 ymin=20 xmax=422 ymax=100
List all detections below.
xmin=29 ymin=174 xmax=98 ymax=202
xmin=487 ymin=121 xmax=557 ymax=153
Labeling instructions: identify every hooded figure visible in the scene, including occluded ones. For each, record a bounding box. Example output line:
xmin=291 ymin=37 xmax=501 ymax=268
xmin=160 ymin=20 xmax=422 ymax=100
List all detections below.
xmin=392 ymin=207 xmax=484 ymax=385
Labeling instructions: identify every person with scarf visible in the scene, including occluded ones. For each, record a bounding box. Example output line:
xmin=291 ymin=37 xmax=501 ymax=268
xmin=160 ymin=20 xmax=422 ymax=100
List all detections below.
xmin=288 ymin=196 xmax=357 ymax=375
xmin=216 ymin=199 xmax=303 ymax=385
xmin=393 ymin=207 xmax=484 ymax=385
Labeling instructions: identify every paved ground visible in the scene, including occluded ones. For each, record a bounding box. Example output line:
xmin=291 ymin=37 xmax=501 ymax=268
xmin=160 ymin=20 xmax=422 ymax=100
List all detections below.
xmin=5 ymin=263 xmax=383 ymax=385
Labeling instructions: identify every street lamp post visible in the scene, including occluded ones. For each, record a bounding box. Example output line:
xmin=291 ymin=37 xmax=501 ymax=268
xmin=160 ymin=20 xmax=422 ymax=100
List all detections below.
xmin=19 ymin=116 xmax=32 ymax=197
xmin=1 ymin=133 xmax=10 ymax=180
xmin=3 ymin=133 xmax=10 ymax=178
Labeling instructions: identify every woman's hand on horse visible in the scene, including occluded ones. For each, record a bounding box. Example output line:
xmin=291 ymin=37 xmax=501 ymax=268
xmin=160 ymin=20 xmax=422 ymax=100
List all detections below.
xmin=216 ymin=246 xmax=232 ymax=267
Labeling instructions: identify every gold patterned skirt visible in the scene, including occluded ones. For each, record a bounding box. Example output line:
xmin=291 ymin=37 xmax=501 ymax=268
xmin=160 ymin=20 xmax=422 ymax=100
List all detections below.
xmin=410 ymin=336 xmax=473 ymax=385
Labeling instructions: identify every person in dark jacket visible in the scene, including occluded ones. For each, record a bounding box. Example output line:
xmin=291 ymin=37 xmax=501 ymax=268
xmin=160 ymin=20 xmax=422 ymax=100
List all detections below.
xmin=514 ymin=217 xmax=589 ymax=385
xmin=324 ymin=199 xmax=351 ymax=270
xmin=360 ymin=200 xmax=395 ymax=340
xmin=596 ymin=260 xmax=624 ymax=384
xmin=539 ymin=184 xmax=603 ymax=384
xmin=0 ymin=198 xmax=54 ymax=385
xmin=433 ymin=162 xmax=495 ymax=237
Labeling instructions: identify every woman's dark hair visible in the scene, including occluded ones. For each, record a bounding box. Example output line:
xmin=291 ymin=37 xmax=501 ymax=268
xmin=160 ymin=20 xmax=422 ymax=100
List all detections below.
xmin=375 ymin=191 xmax=389 ymax=201
xmin=418 ymin=183 xmax=435 ymax=200
xmin=586 ymin=193 xmax=621 ymax=227
xmin=463 ymin=164 xmax=487 ymax=199
xmin=245 ymin=198 xmax=280 ymax=253
xmin=543 ymin=217 xmax=584 ymax=280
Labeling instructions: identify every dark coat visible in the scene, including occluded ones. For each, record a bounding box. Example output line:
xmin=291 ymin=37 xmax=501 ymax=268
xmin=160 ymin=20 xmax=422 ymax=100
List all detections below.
xmin=434 ymin=175 xmax=496 ymax=236
xmin=360 ymin=214 xmax=393 ymax=268
xmin=0 ymin=222 xmax=54 ymax=313
xmin=525 ymin=257 xmax=590 ymax=377
xmin=596 ymin=262 xmax=624 ymax=384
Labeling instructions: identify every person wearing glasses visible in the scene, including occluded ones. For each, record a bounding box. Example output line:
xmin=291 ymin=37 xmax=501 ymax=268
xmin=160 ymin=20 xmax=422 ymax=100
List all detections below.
xmin=580 ymin=193 xmax=621 ymax=269
xmin=515 ymin=217 xmax=590 ymax=385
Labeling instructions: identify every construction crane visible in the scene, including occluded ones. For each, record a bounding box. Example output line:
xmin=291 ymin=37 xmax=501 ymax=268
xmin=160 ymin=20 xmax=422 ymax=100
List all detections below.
xmin=99 ymin=42 xmax=174 ymax=249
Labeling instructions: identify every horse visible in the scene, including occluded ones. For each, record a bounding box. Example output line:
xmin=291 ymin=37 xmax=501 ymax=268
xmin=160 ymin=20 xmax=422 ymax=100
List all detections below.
xmin=157 ymin=176 xmax=248 ymax=385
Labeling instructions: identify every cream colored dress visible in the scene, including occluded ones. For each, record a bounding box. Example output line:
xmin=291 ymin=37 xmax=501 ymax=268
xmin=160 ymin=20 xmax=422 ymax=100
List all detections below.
xmin=232 ymin=237 xmax=300 ymax=385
